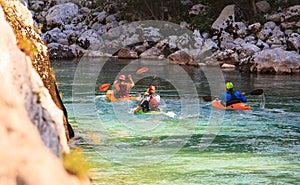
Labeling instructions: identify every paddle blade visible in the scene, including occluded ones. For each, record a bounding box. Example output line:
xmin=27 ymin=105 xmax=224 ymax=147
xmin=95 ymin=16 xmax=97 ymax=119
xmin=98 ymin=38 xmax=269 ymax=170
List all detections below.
xmin=202 ymin=96 xmax=214 ymax=102
xmin=249 ymin=89 xmax=263 ymax=95
xmin=136 ymin=67 xmax=148 ymax=75
xmin=99 ymin=84 xmax=111 ymax=92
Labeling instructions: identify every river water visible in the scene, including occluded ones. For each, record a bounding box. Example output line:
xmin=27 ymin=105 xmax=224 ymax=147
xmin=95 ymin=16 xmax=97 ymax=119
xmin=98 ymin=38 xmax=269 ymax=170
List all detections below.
xmin=52 ymin=57 xmax=300 ymax=185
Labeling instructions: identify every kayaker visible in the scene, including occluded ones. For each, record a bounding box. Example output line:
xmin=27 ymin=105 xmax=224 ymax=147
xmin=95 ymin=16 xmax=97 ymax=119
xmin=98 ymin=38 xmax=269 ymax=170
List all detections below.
xmin=148 ymin=85 xmax=160 ymax=111
xmin=113 ymin=74 xmax=134 ymax=98
xmin=134 ymin=85 xmax=160 ymax=113
xmin=218 ymin=82 xmax=247 ymax=106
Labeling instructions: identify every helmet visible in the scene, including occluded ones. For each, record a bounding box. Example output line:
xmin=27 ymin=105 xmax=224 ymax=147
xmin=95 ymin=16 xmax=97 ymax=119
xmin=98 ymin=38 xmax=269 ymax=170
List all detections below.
xmin=118 ymin=75 xmax=126 ymax=81
xmin=149 ymin=85 xmax=156 ymax=90
xmin=226 ymin=82 xmax=234 ymax=90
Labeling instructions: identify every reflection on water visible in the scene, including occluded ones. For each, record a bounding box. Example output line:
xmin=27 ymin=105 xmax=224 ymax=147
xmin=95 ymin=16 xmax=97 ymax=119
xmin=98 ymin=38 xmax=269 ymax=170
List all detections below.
xmin=52 ymin=58 xmax=300 ymax=184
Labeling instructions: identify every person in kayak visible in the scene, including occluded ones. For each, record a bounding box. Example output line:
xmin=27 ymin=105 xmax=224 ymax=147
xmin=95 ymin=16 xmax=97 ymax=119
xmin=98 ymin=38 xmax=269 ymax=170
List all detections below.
xmin=134 ymin=85 xmax=160 ymax=113
xmin=148 ymin=85 xmax=160 ymax=111
xmin=113 ymin=74 xmax=134 ymax=98
xmin=218 ymin=81 xmax=247 ymax=106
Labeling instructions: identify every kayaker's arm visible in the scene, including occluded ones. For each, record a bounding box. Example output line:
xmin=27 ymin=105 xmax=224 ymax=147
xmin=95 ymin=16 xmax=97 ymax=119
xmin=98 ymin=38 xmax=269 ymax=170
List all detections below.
xmin=128 ymin=75 xmax=134 ymax=88
xmin=113 ymin=80 xmax=120 ymax=91
xmin=134 ymin=105 xmax=142 ymax=113
xmin=235 ymin=91 xmax=247 ymax=102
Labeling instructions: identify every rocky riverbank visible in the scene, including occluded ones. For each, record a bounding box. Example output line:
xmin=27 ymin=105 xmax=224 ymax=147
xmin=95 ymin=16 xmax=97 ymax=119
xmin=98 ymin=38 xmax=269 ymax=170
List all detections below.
xmin=26 ymin=0 xmax=299 ymax=73
xmin=27 ymin=0 xmax=300 ymax=74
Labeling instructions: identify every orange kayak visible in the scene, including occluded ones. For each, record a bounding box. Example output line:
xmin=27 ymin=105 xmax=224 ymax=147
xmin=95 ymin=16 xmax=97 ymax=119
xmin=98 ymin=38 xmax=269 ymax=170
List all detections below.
xmin=106 ymin=90 xmax=140 ymax=102
xmin=212 ymin=100 xmax=252 ymax=110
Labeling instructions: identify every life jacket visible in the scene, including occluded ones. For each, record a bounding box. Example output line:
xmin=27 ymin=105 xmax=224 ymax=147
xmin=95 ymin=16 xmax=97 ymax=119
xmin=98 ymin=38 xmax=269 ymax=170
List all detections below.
xmin=115 ymin=84 xmax=129 ymax=98
xmin=149 ymin=95 xmax=160 ymax=111
xmin=140 ymin=97 xmax=150 ymax=112
xmin=226 ymin=90 xmax=241 ymax=106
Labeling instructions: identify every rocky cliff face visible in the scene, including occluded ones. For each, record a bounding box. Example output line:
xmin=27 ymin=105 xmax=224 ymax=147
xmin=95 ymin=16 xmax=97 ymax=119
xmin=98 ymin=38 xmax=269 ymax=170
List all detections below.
xmin=1 ymin=0 xmax=74 ymax=141
xmin=0 ymin=1 xmax=89 ymax=184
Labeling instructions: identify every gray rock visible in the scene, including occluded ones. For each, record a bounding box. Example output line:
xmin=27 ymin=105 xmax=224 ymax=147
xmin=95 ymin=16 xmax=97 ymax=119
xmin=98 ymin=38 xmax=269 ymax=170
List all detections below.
xmin=233 ymin=38 xmax=246 ymax=45
xmin=220 ymin=41 xmax=236 ymax=50
xmin=106 ymin=14 xmax=116 ymax=23
xmin=256 ymin=39 xmax=270 ymax=49
xmin=244 ymin=35 xmax=257 ymax=44
xmin=48 ymin=43 xmax=75 ymax=59
xmin=42 ymin=27 xmax=67 ymax=43
xmin=46 ymin=2 xmax=79 ymax=28
xmin=220 ymin=31 xmax=234 ymax=42
xmin=287 ymin=33 xmax=300 ymax=53
xmin=248 ymin=22 xmax=261 ymax=33
xmin=257 ymin=27 xmax=272 ymax=41
xmin=256 ymin=1 xmax=271 ymax=13
xmin=252 ymin=48 xmax=300 ymax=74
xmin=211 ymin=5 xmax=236 ymax=33
xmin=117 ymin=48 xmax=138 ymax=59
xmin=140 ymin=47 xmax=162 ymax=58
xmin=167 ymin=50 xmax=198 ymax=66
xmin=95 ymin=11 xmax=107 ymax=24
xmin=241 ymin=43 xmax=261 ymax=56
xmin=264 ymin=21 xmax=276 ymax=30
xmin=77 ymin=29 xmax=103 ymax=50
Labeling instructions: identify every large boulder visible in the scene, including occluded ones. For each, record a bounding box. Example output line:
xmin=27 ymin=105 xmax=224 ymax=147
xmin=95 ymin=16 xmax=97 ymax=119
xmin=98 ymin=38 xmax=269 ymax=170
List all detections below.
xmin=256 ymin=1 xmax=271 ymax=13
xmin=77 ymin=29 xmax=103 ymax=50
xmin=167 ymin=50 xmax=198 ymax=66
xmin=46 ymin=2 xmax=79 ymax=28
xmin=251 ymin=48 xmax=300 ymax=74
xmin=211 ymin=5 xmax=236 ymax=33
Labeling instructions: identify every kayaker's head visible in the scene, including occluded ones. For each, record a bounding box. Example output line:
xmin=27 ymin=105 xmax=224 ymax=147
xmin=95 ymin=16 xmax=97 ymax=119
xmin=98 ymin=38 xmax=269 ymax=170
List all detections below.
xmin=149 ymin=85 xmax=156 ymax=94
xmin=118 ymin=75 xmax=126 ymax=83
xmin=226 ymin=82 xmax=234 ymax=91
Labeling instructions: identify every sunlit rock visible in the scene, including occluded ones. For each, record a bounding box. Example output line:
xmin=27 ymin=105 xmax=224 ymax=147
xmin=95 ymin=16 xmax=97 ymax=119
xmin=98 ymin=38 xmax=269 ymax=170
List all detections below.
xmin=248 ymin=22 xmax=261 ymax=33
xmin=287 ymin=33 xmax=300 ymax=53
xmin=140 ymin=47 xmax=162 ymax=58
xmin=252 ymin=48 xmax=300 ymax=74
xmin=211 ymin=5 xmax=236 ymax=33
xmin=167 ymin=50 xmax=198 ymax=66
xmin=46 ymin=2 xmax=79 ymax=28
xmin=241 ymin=43 xmax=261 ymax=56
xmin=77 ymin=29 xmax=103 ymax=50
xmin=117 ymin=48 xmax=138 ymax=59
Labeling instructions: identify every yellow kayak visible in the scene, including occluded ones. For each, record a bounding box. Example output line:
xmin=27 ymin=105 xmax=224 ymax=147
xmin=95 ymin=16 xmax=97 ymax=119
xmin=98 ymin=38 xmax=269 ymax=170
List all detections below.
xmin=106 ymin=90 xmax=140 ymax=102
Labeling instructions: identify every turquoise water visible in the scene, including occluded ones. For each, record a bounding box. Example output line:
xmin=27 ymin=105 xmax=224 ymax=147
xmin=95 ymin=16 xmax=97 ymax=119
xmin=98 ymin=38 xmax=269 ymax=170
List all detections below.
xmin=52 ymin=58 xmax=300 ymax=185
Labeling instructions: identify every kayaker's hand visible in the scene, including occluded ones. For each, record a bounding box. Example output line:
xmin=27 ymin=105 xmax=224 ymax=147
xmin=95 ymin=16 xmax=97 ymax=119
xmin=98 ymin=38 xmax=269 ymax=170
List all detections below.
xmin=128 ymin=74 xmax=132 ymax=79
xmin=241 ymin=92 xmax=246 ymax=96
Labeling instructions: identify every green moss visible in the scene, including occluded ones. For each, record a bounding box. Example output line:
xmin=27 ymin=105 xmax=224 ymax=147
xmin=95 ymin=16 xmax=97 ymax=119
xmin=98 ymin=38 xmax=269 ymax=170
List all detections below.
xmin=0 ymin=0 xmax=39 ymax=60
xmin=63 ymin=148 xmax=92 ymax=179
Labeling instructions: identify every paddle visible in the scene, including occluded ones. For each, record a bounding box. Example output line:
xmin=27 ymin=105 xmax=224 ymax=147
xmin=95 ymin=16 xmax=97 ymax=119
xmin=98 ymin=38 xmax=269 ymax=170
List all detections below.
xmin=99 ymin=67 xmax=149 ymax=92
xmin=202 ymin=88 xmax=264 ymax=102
